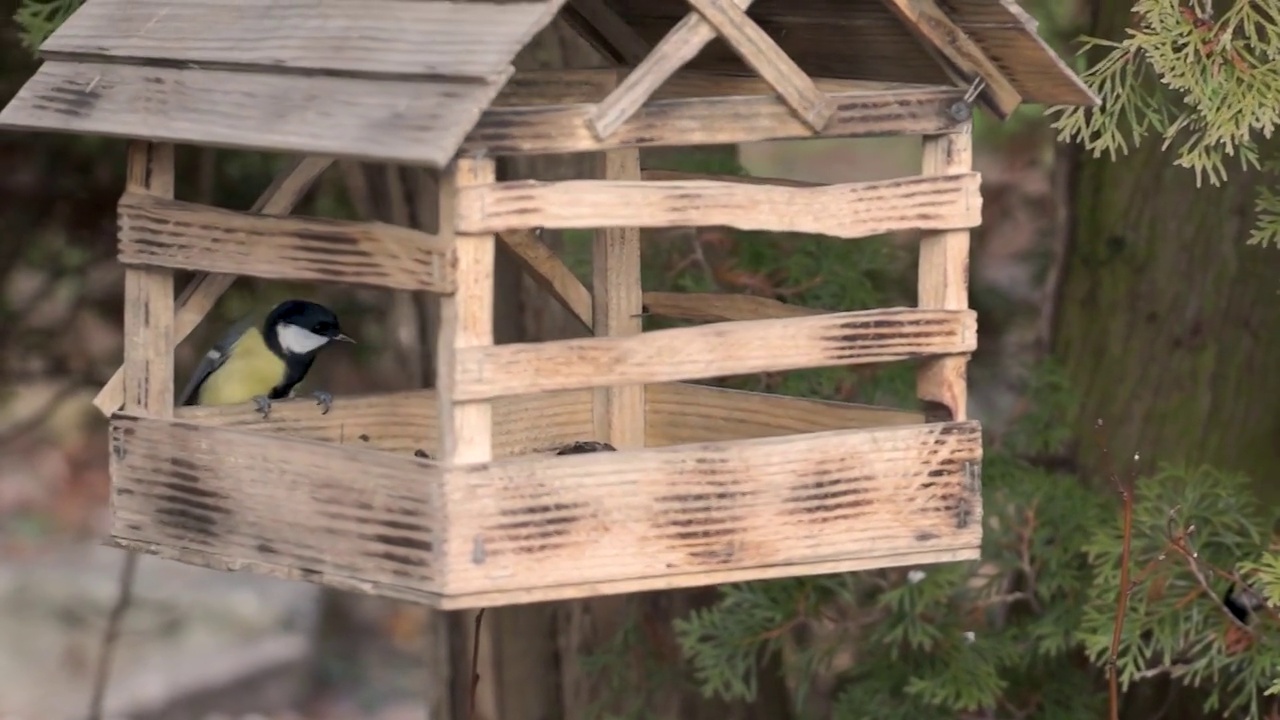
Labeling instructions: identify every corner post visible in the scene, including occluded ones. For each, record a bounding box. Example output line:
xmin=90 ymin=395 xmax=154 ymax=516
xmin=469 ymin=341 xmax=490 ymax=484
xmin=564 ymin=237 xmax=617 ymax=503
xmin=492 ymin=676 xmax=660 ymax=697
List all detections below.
xmin=917 ymin=126 xmax=973 ymax=422
xmin=592 ymin=148 xmax=645 ymax=448
xmin=437 ymin=156 xmax=496 ymax=464
xmin=121 ymin=141 xmax=177 ymax=418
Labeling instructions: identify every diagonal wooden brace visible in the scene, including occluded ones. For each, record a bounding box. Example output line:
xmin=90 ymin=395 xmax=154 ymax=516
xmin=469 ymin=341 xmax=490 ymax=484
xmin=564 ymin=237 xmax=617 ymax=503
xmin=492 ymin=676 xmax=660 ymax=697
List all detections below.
xmin=684 ymin=0 xmax=833 ymax=131
xmin=878 ymin=0 xmax=1021 ymax=119
xmin=587 ymin=0 xmax=757 ymax=140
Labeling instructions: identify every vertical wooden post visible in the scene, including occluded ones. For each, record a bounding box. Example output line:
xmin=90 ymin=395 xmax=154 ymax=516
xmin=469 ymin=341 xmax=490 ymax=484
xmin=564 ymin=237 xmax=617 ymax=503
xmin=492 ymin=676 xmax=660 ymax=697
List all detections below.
xmin=437 ymin=155 xmax=497 ymax=464
xmin=121 ymin=140 xmax=177 ymax=417
xmin=592 ymin=148 xmax=645 ymax=448
xmin=918 ymin=127 xmax=973 ymax=421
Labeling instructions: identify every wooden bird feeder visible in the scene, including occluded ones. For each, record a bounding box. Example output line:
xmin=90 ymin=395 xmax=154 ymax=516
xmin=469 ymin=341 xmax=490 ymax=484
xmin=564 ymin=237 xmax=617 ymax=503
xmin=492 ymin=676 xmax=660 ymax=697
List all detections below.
xmin=0 ymin=0 xmax=1097 ymax=609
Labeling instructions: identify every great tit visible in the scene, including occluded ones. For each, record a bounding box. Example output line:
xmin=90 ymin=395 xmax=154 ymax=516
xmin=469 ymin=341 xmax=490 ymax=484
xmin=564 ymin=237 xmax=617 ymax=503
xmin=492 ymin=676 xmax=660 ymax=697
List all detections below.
xmin=178 ymin=299 xmax=353 ymax=418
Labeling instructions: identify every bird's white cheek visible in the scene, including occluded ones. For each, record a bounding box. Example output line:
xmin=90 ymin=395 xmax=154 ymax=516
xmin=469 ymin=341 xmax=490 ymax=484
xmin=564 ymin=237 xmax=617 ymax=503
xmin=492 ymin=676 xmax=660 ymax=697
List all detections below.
xmin=276 ymin=323 xmax=330 ymax=354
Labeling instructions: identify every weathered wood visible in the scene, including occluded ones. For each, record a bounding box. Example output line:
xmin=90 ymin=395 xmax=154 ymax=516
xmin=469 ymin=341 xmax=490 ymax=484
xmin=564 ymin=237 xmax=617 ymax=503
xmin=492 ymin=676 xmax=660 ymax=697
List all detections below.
xmin=109 ymin=414 xmax=444 ymax=592
xmin=93 ymin=156 xmax=332 ymax=416
xmin=452 ymin=307 xmax=977 ymax=401
xmin=41 ymin=0 xmax=566 ymax=80
xmin=170 ymin=381 xmax=924 ymax=452
xmin=442 ymin=420 xmax=983 ymax=595
xmin=592 ymin=148 xmax=645 ymax=449
xmin=608 ymin=0 xmax=1099 ymax=107
xmin=644 ymin=382 xmax=924 ymax=446
xmin=117 ymin=193 xmax=455 ymax=293
xmin=877 ymin=0 xmax=1021 ymax=118
xmin=121 ymin=141 xmax=176 ymax=417
xmin=588 ymin=0 xmax=756 ymax=139
xmin=498 ymin=228 xmax=593 ymax=329
xmin=917 ymin=130 xmax=973 ymax=422
xmin=640 ymin=168 xmax=820 ymax=187
xmin=641 ymin=291 xmax=822 ymax=322
xmin=0 ymin=61 xmax=512 ymax=167
xmin=438 ymin=157 xmax=497 ymax=465
xmin=456 ymin=174 xmax=983 ymax=238
xmin=175 ymin=388 xmax=596 ymax=458
xmin=564 ymin=0 xmax=651 ymax=65
xmin=685 ymin=0 xmax=833 ymax=129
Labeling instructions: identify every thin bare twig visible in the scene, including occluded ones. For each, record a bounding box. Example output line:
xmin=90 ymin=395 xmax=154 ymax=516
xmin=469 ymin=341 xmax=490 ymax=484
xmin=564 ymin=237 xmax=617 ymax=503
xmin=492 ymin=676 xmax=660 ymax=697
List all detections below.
xmin=1097 ymin=419 xmax=1138 ymax=720
xmin=87 ymin=551 xmax=139 ymax=720
xmin=469 ymin=608 xmax=485 ymax=720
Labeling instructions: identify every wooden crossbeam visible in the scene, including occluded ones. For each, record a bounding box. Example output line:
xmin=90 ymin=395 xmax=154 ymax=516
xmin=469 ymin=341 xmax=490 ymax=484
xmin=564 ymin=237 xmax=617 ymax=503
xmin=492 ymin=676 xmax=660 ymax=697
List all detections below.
xmin=878 ymin=0 xmax=1021 ymax=119
xmin=642 ymin=292 xmax=821 ymax=322
xmin=564 ymin=0 xmax=651 ymax=65
xmin=587 ymin=0 xmax=757 ymax=139
xmin=93 ymin=155 xmax=333 ymax=416
xmin=498 ymin=229 xmax=593 ymax=330
xmin=684 ymin=0 xmax=833 ymax=130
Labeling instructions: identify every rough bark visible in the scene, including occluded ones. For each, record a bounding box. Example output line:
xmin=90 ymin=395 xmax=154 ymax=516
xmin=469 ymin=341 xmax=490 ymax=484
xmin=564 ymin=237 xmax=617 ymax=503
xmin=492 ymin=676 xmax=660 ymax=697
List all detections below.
xmin=1052 ymin=0 xmax=1280 ymax=487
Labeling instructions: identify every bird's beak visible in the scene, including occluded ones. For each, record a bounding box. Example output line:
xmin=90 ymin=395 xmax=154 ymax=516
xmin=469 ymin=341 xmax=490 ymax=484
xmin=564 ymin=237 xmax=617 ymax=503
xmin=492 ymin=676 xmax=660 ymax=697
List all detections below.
xmin=334 ymin=333 xmax=356 ymax=344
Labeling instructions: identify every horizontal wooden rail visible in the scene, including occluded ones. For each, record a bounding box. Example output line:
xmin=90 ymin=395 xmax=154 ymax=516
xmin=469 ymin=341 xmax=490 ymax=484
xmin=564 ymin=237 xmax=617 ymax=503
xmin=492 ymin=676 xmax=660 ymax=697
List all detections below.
xmin=640 ymin=168 xmax=821 ymax=187
xmin=441 ymin=419 xmax=983 ymax=596
xmin=118 ymin=193 xmax=455 ymax=293
xmin=642 ymin=291 xmax=822 ymax=322
xmin=455 ymin=174 xmax=981 ymax=237
xmin=452 ymin=307 xmax=976 ymax=401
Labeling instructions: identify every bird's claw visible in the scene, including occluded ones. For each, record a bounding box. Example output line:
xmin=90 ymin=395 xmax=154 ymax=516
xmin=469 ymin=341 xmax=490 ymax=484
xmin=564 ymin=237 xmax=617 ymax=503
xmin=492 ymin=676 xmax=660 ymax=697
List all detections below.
xmin=312 ymin=390 xmax=334 ymax=415
xmin=252 ymin=395 xmax=272 ymax=419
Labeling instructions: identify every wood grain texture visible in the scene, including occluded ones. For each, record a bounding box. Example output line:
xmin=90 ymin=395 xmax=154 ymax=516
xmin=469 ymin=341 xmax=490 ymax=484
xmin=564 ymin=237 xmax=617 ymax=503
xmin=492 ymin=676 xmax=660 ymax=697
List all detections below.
xmin=587 ymin=0 xmax=756 ymax=139
xmin=442 ymin=420 xmax=984 ymax=594
xmin=41 ymin=0 xmax=566 ymax=80
xmin=437 ymin=157 xmax=497 ymax=465
xmin=497 ymin=228 xmax=593 ymax=329
xmin=93 ymin=156 xmax=332 ymax=416
xmin=608 ymin=0 xmax=1098 ymax=107
xmin=121 ymin=141 xmax=175 ymax=417
xmin=877 ymin=0 xmax=1021 ymax=118
xmin=169 ymin=381 xmax=923 ymax=452
xmin=0 ymin=61 xmax=512 ymax=166
xmin=453 ymin=307 xmax=977 ymax=401
xmin=456 ymin=173 xmax=982 ymax=238
xmin=592 ymin=148 xmax=645 ymax=449
xmin=685 ymin=0 xmax=833 ymax=129
xmin=640 ymin=168 xmax=820 ymax=187
xmin=644 ymin=382 xmax=924 ymax=446
xmin=565 ymin=0 xmax=651 ymax=65
xmin=175 ymin=388 xmax=596 ymax=458
xmin=117 ymin=193 xmax=455 ymax=293
xmin=641 ymin=291 xmax=822 ymax=322
xmin=917 ymin=130 xmax=973 ymax=422
xmin=109 ymin=414 xmax=444 ymax=592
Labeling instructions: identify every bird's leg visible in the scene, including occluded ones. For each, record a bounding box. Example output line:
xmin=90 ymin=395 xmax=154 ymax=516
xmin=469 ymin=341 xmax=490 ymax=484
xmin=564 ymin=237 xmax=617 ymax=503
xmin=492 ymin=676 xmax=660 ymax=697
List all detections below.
xmin=252 ymin=395 xmax=273 ymax=419
xmin=311 ymin=390 xmax=334 ymax=415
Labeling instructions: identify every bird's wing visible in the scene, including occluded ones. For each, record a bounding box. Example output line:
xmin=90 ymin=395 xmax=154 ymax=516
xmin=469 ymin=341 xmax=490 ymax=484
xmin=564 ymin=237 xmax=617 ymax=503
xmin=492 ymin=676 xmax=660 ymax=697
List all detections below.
xmin=177 ymin=314 xmax=258 ymax=406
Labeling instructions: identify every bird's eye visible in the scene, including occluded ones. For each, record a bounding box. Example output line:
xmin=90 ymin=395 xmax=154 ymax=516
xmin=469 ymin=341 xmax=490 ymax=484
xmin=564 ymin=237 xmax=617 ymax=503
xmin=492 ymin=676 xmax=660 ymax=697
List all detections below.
xmin=312 ymin=321 xmax=331 ymax=334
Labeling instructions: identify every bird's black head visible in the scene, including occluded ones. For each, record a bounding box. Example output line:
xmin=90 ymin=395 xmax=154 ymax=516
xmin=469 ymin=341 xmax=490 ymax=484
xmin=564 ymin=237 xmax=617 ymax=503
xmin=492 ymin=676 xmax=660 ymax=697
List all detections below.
xmin=264 ymin=299 xmax=355 ymax=357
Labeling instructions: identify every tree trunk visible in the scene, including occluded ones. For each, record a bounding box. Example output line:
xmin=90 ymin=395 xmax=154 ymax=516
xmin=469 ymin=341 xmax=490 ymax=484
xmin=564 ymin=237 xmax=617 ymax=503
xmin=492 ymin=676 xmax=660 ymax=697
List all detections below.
xmin=1052 ymin=0 xmax=1280 ymax=488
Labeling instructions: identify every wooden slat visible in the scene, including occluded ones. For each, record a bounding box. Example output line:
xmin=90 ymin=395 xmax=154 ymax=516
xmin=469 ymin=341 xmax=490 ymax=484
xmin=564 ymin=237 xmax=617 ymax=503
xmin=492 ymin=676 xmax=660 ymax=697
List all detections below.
xmin=121 ymin=141 xmax=175 ymax=417
xmin=469 ymin=83 xmax=968 ymax=155
xmin=109 ymin=414 xmax=444 ymax=593
xmin=641 ymin=291 xmax=822 ymax=322
xmin=437 ymin=157 xmax=497 ymax=465
xmin=441 ymin=420 xmax=983 ymax=595
xmin=170 ymin=381 xmax=924 ymax=452
xmin=116 ymin=193 xmax=455 ymax=293
xmin=685 ymin=0 xmax=834 ymax=130
xmin=93 ymin=156 xmax=332 ymax=417
xmin=175 ymin=388 xmax=597 ymax=458
xmin=917 ymin=129 xmax=974 ymax=422
xmin=497 ymin=228 xmax=593 ymax=329
xmin=41 ymin=0 xmax=566 ymax=80
xmin=592 ymin=148 xmax=645 ymax=449
xmin=564 ymin=0 xmax=652 ymax=65
xmin=640 ymin=168 xmax=820 ymax=187
xmin=588 ymin=0 xmax=757 ymax=138
xmin=877 ymin=0 xmax=1021 ymax=119
xmin=452 ymin=307 xmax=977 ymax=401
xmin=456 ymin=174 xmax=983 ymax=238
xmin=644 ymin=382 xmax=923 ymax=446
xmin=0 ymin=62 xmax=512 ymax=167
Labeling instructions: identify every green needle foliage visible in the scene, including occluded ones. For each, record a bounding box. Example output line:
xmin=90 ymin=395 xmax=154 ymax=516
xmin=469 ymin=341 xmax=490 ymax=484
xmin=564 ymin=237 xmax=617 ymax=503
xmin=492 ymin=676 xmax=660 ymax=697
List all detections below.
xmin=1049 ymin=0 xmax=1280 ymax=249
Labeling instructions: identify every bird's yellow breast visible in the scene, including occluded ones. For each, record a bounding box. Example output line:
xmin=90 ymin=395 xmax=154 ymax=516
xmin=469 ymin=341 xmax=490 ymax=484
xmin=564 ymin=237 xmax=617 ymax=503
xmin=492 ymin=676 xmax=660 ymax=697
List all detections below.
xmin=196 ymin=327 xmax=289 ymax=406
